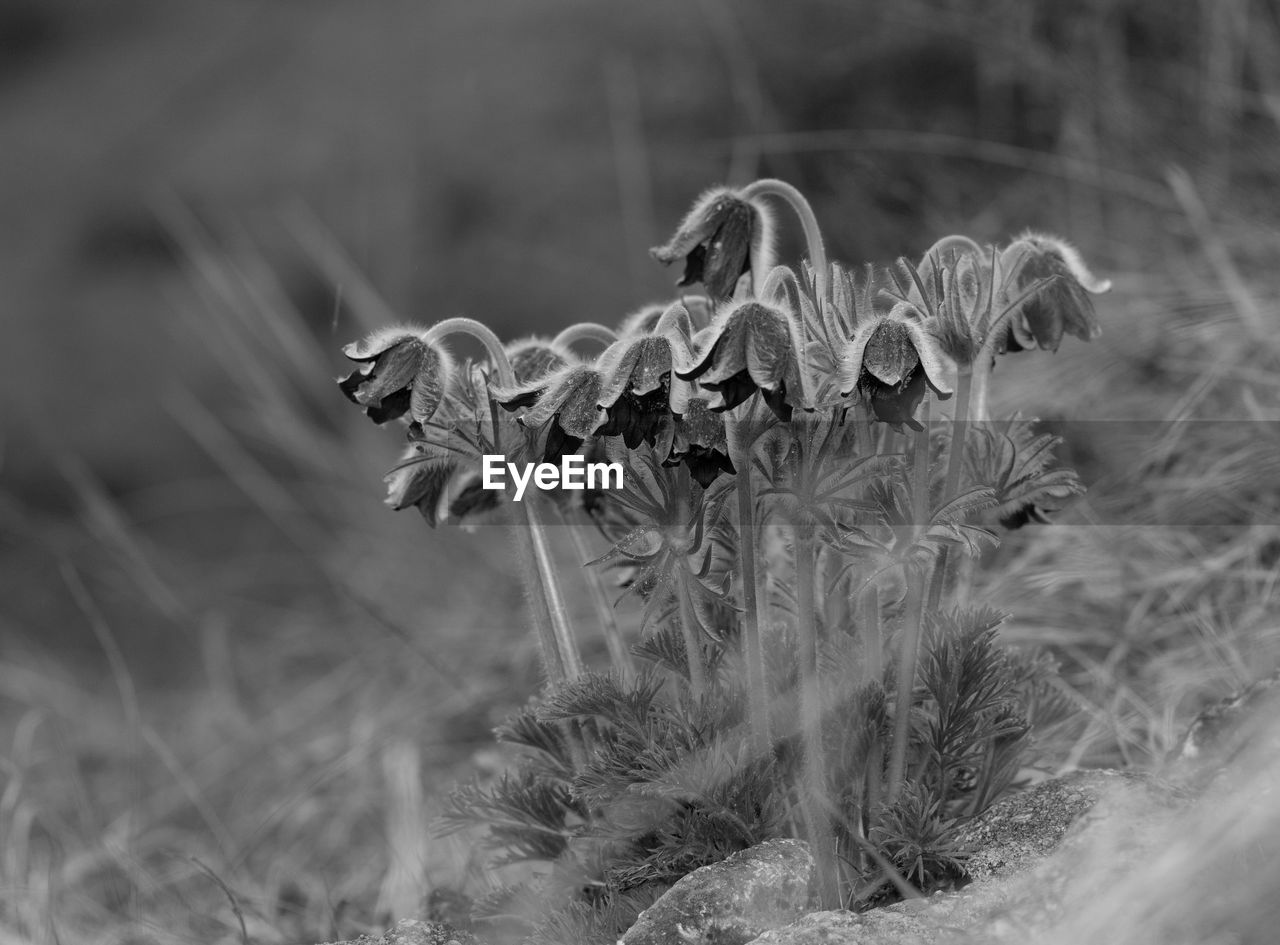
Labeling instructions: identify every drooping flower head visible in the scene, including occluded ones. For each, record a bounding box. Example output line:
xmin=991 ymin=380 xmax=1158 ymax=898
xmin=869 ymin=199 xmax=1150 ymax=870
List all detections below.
xmin=650 ymin=187 xmax=774 ymax=302
xmin=659 ymin=396 xmax=736 ymax=488
xmin=498 ymin=363 xmax=605 ymax=463
xmin=595 ymin=303 xmax=695 ymax=448
xmin=839 ymin=303 xmax=954 ymax=432
xmin=677 ymin=300 xmax=808 ymax=422
xmin=339 ymin=327 xmax=454 ymax=425
xmin=998 ymin=232 xmax=1110 ymax=353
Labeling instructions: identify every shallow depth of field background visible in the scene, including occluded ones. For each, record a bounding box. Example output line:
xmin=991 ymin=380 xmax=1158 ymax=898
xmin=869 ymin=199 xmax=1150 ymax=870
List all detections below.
xmin=3 ymin=2 xmax=1280 ymax=943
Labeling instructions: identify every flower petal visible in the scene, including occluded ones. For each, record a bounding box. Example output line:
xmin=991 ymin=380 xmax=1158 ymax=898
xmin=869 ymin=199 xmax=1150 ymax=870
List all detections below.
xmin=837 ymin=317 xmax=883 ymax=395
xmin=862 ymin=319 xmax=919 ymax=386
xmin=409 ymin=344 xmax=454 ymax=424
xmin=342 ymin=327 xmax=422 ymax=362
xmin=902 ymin=320 xmax=956 ymax=396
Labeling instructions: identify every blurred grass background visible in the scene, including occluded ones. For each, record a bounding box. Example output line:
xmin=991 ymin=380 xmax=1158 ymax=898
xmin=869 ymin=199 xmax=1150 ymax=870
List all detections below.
xmin=2 ymin=0 xmax=1280 ymax=942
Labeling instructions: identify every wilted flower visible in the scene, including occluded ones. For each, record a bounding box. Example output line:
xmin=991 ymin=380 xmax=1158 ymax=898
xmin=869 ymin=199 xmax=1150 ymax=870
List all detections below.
xmin=651 ymin=187 xmax=772 ymax=301
xmin=498 ymin=364 xmax=606 ymax=462
xmin=677 ymin=300 xmax=808 ymax=422
xmin=998 ymin=232 xmax=1109 ymax=353
xmin=839 ymin=304 xmax=954 ymax=431
xmin=660 ymin=397 xmax=735 ymax=488
xmin=339 ymin=327 xmax=454 ymax=424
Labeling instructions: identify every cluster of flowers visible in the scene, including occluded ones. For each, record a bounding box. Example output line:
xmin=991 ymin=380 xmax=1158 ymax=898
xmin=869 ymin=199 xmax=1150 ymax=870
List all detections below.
xmin=339 ymin=180 xmax=1107 ymax=521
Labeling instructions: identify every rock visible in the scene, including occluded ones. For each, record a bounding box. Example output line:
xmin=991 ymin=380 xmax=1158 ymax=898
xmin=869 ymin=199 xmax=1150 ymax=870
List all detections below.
xmin=745 ymin=908 xmax=927 ymax=945
xmin=316 ymin=918 xmax=481 ymax=945
xmin=620 ymin=839 xmax=814 ymax=945
xmin=747 ymin=770 xmax=1192 ymax=944
xmin=952 ymin=769 xmax=1180 ymax=881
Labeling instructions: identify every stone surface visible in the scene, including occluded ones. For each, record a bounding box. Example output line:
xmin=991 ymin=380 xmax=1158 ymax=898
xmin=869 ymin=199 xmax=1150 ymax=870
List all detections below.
xmin=620 ymin=839 xmax=815 ymax=945
xmin=317 ymin=918 xmax=480 ymax=945
xmin=746 ymin=770 xmax=1193 ymax=944
xmin=951 ymin=768 xmax=1181 ymax=881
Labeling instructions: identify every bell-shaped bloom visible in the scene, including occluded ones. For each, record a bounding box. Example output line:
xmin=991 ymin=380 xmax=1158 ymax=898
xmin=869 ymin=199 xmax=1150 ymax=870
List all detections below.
xmin=339 ymin=327 xmax=453 ymax=425
xmin=595 ymin=305 xmax=695 ymax=449
xmin=677 ymin=300 xmax=808 ymax=422
xmin=497 ymin=364 xmax=606 ymax=463
xmin=839 ymin=304 xmax=954 ymax=432
xmin=998 ymin=232 xmax=1109 ymax=353
xmin=660 ymin=397 xmax=736 ymax=488
xmin=650 ymin=187 xmax=772 ymax=301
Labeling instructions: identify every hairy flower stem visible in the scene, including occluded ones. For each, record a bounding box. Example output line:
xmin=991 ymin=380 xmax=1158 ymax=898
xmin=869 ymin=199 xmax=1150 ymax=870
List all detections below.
xmin=929 ymin=366 xmax=974 ymax=611
xmin=551 ymin=322 xmax=618 ymax=352
xmin=742 ymin=179 xmax=828 ymax=305
xmin=563 ymin=508 xmax=634 ymax=679
xmin=675 ymin=468 xmax=707 ymax=701
xmin=758 ymin=264 xmax=801 ymax=305
xmin=423 ymin=318 xmax=581 ymax=682
xmin=887 ymin=397 xmax=933 ymax=803
xmin=734 ymin=463 xmax=772 ymax=757
xmin=920 ymin=235 xmax=984 ymax=271
xmin=968 ymin=254 xmax=1049 ymax=421
xmin=794 ymin=518 xmax=838 ymax=909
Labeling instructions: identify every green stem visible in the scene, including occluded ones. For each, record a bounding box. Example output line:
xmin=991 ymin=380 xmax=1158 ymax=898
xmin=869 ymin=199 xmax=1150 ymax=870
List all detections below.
xmin=424 ymin=317 xmax=580 ymax=681
xmin=919 ymin=235 xmax=984 ymax=268
xmin=911 ymin=396 xmax=932 ymax=529
xmin=887 ymin=397 xmax=933 ymax=802
xmin=525 ymin=496 xmax=583 ymax=680
xmin=564 ymin=509 xmax=634 ymax=679
xmin=794 ymin=518 xmax=838 ymax=909
xmin=742 ymin=179 xmax=828 ymax=306
xmin=422 ymin=317 xmax=515 ymax=387
xmin=551 ymin=322 xmax=618 ymax=353
xmin=930 ymin=366 xmax=974 ymax=611
xmin=968 ymin=244 xmax=1038 ymax=422
xmin=734 ymin=461 xmax=772 ymax=757
xmin=943 ymin=367 xmax=973 ymax=499
xmin=675 ymin=468 xmax=707 ymax=701
xmin=759 ymin=264 xmax=800 ymax=304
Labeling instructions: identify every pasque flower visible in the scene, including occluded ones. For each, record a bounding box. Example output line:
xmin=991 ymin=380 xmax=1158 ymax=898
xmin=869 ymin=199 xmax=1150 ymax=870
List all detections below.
xmin=659 ymin=396 xmax=735 ymax=488
xmin=595 ymin=304 xmax=695 ymax=448
xmin=677 ymin=300 xmax=808 ymax=422
xmin=998 ymin=232 xmax=1109 ymax=353
xmin=650 ymin=187 xmax=772 ymax=301
xmin=498 ymin=364 xmax=607 ymax=463
xmin=839 ymin=304 xmax=954 ymax=431
xmin=339 ymin=327 xmax=454 ymax=425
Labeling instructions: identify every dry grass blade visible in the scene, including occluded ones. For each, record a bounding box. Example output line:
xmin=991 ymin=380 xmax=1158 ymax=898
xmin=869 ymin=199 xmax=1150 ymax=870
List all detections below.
xmin=191 ymin=857 xmax=251 ymax=945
